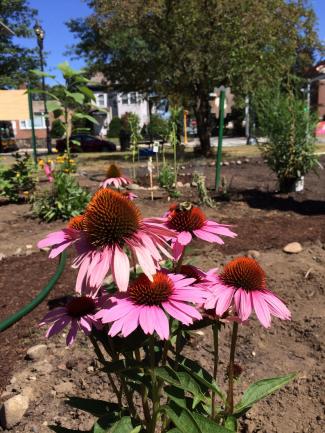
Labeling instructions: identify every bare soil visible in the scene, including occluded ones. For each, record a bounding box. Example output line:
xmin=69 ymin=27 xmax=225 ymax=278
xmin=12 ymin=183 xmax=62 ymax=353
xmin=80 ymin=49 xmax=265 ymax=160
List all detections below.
xmin=0 ymin=156 xmax=324 ymax=432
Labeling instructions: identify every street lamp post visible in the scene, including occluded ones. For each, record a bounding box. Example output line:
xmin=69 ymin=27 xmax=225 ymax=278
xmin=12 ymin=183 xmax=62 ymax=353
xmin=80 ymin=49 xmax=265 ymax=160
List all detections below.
xmin=33 ymin=22 xmax=52 ymax=154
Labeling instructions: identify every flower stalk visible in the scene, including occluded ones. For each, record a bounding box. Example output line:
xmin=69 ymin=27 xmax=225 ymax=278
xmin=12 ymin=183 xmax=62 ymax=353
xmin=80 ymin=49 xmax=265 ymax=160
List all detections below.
xmin=226 ymin=321 xmax=239 ymax=416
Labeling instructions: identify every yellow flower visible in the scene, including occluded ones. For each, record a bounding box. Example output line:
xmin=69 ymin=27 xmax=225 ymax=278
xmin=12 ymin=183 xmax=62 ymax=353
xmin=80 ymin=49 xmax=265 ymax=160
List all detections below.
xmin=22 ymin=191 xmax=29 ymax=196
xmin=64 ymin=169 xmax=69 ymax=173
xmin=52 ymin=148 xmax=58 ymax=153
xmin=16 ymin=173 xmax=20 ymax=177
xmin=69 ymin=159 xmax=75 ymax=163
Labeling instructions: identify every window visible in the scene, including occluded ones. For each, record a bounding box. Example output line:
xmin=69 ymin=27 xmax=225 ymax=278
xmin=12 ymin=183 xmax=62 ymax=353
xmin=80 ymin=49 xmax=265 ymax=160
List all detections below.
xmin=121 ymin=93 xmax=129 ymax=104
xmin=19 ymin=113 xmax=45 ymax=130
xmin=130 ymin=92 xmax=137 ymax=104
xmin=96 ymin=93 xmax=105 ymax=107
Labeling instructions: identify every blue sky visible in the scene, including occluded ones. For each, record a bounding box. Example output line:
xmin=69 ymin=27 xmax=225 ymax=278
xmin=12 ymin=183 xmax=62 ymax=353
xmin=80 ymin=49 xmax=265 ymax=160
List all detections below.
xmin=15 ymin=0 xmax=325 ymax=82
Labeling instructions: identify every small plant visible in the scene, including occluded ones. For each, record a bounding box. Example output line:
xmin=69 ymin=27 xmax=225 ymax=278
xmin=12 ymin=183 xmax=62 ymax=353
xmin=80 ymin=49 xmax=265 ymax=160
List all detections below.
xmin=193 ymin=172 xmax=216 ymax=207
xmin=0 ymin=153 xmax=36 ymax=202
xmin=129 ymin=113 xmax=142 ymax=179
xmin=38 ymin=153 xmax=77 ymax=175
xmin=147 ymin=114 xmax=169 ymax=139
xmin=254 ymin=87 xmax=318 ymax=192
xmin=31 ymin=171 xmax=90 ymax=222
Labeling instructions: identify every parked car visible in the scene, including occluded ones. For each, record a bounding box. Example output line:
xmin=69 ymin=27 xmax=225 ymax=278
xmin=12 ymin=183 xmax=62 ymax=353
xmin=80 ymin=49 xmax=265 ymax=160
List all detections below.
xmin=56 ymin=134 xmax=116 ymax=153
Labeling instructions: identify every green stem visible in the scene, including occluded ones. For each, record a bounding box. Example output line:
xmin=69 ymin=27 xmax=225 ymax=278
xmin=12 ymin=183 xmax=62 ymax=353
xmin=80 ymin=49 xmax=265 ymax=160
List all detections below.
xmin=226 ymin=322 xmax=238 ymax=415
xmin=135 ymin=348 xmax=151 ymax=427
xmin=211 ymin=322 xmax=219 ymax=419
xmin=149 ymin=336 xmax=159 ymax=433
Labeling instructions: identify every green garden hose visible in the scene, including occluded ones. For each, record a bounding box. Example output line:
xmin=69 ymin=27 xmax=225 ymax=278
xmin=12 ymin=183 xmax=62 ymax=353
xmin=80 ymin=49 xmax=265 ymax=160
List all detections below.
xmin=0 ymin=252 xmax=67 ymax=333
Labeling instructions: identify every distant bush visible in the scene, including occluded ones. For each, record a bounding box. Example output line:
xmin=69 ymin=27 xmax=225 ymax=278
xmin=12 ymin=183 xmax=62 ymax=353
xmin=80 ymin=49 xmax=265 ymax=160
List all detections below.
xmin=147 ymin=114 xmax=169 ymax=139
xmin=31 ymin=172 xmax=90 ymax=222
xmin=107 ymin=116 xmax=122 ymax=137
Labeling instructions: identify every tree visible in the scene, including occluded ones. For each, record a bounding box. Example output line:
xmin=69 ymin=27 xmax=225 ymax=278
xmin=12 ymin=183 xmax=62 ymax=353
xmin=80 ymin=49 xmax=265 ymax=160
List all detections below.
xmin=67 ymin=0 xmax=321 ymax=154
xmin=0 ymin=0 xmax=40 ymax=88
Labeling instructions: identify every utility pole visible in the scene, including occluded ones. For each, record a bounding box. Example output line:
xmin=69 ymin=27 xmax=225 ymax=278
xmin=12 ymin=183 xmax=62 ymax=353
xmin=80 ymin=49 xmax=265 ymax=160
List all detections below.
xmin=34 ymin=22 xmax=52 ymax=154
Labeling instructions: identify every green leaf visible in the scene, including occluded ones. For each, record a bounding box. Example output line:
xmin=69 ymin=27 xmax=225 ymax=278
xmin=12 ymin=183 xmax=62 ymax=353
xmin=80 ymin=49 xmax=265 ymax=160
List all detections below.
xmin=165 ymin=386 xmax=187 ymax=410
xmin=156 ymin=366 xmax=180 ymax=387
xmin=130 ymin=426 xmax=141 ymax=433
xmin=167 ymin=430 xmax=182 ymax=433
xmin=30 ymin=69 xmax=56 ymax=79
xmin=66 ymin=397 xmax=119 ymax=417
xmin=162 ymin=404 xmax=200 ymax=433
xmin=234 ymin=373 xmax=297 ymax=414
xmin=170 ymin=356 xmax=225 ymax=401
xmin=176 ymin=372 xmax=207 ymax=407
xmin=66 ymin=91 xmax=85 ymax=104
xmin=225 ymin=416 xmax=237 ymax=431
xmin=191 ymin=412 xmax=234 ymax=433
xmin=92 ymin=416 xmax=134 ymax=433
xmin=73 ymin=112 xmax=99 ymax=125
xmin=29 ymin=88 xmax=59 ymax=100
xmin=78 ymin=86 xmax=96 ymax=101
xmin=58 ymin=62 xmax=81 ymax=78
xmin=47 ymin=100 xmax=62 ymax=112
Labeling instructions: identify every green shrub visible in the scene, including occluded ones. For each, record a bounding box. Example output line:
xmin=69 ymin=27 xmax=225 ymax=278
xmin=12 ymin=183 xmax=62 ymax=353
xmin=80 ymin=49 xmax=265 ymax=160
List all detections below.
xmin=50 ymin=119 xmax=65 ymax=138
xmin=254 ymin=88 xmax=318 ymax=187
xmin=0 ymin=153 xmax=36 ymax=202
xmin=31 ymin=172 xmax=90 ymax=222
xmin=147 ymin=114 xmax=169 ymax=138
xmin=107 ymin=116 xmax=122 ymax=137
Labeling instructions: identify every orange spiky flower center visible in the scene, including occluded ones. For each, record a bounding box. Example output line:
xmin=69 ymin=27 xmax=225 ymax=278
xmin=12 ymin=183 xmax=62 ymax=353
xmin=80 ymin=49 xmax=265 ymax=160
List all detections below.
xmin=67 ymin=296 xmax=96 ymax=318
xmin=84 ymin=189 xmax=141 ymax=248
xmin=220 ymin=257 xmax=266 ymax=292
xmin=168 ymin=205 xmax=206 ymax=232
xmin=106 ymin=163 xmax=122 ymax=178
xmin=68 ymin=215 xmax=84 ymax=231
xmin=128 ymin=272 xmax=173 ymax=305
xmin=179 ymin=265 xmax=204 ymax=283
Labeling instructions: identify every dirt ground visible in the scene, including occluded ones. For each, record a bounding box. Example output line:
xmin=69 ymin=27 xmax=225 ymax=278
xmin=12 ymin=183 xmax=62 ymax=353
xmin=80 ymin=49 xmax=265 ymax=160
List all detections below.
xmin=0 ymin=156 xmax=324 ymax=432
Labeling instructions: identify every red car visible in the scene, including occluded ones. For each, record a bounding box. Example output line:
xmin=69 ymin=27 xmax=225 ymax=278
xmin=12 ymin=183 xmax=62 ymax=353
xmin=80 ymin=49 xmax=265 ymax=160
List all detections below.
xmin=56 ymin=134 xmax=116 ymax=153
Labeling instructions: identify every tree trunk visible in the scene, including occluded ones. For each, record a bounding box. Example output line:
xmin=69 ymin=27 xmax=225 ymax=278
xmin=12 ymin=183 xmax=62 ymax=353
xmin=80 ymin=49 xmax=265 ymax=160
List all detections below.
xmin=194 ymin=95 xmax=211 ymax=156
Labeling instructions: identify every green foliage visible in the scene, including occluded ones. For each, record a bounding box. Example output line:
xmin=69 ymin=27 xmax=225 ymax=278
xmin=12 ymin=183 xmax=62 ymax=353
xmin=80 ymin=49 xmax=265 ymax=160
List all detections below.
xmin=254 ymin=88 xmax=318 ymax=185
xmin=158 ymin=165 xmax=175 ymax=190
xmin=108 ymin=117 xmax=123 ymax=137
xmin=147 ymin=115 xmax=169 ymax=139
xmin=234 ymin=373 xmax=296 ymax=415
xmin=67 ymin=0 xmax=321 ymax=153
xmin=0 ymin=153 xmax=36 ymax=202
xmin=0 ymin=0 xmax=39 ymax=88
xmin=31 ymin=172 xmax=90 ymax=222
xmin=51 ymin=119 xmax=65 ymax=138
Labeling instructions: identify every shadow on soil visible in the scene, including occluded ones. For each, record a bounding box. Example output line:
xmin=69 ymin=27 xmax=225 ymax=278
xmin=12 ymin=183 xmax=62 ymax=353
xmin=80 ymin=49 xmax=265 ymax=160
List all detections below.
xmin=239 ymin=189 xmax=325 ymax=216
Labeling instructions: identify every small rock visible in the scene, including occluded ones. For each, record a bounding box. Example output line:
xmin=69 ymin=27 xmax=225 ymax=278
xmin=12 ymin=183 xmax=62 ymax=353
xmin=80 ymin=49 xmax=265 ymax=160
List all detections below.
xmin=191 ymin=181 xmax=197 ymax=187
xmin=54 ymin=382 xmax=75 ymax=395
xmin=176 ymin=181 xmax=183 ymax=188
xmin=236 ymin=160 xmax=242 ymax=165
xmin=244 ymin=158 xmax=250 ymax=163
xmin=246 ymin=250 xmax=260 ymax=259
xmin=0 ymin=394 xmax=29 ymax=428
xmin=26 ymin=344 xmax=47 ymax=361
xmin=28 ymin=376 xmax=37 ymax=381
xmin=223 ymin=161 xmax=230 ymax=166
xmin=184 ymin=183 xmax=191 ymax=188
xmin=0 ymin=253 xmax=5 ymax=261
xmin=209 ymin=162 xmax=215 ymax=166
xmin=181 ymin=165 xmax=186 ymax=170
xmin=127 ymin=183 xmax=141 ymax=190
xmin=25 ymin=244 xmax=33 ymax=249
xmin=230 ymin=160 xmax=236 ymax=165
xmin=14 ymin=247 xmax=22 ymax=256
xmin=283 ymin=242 xmax=303 ymax=254
xmin=87 ymin=366 xmax=94 ymax=373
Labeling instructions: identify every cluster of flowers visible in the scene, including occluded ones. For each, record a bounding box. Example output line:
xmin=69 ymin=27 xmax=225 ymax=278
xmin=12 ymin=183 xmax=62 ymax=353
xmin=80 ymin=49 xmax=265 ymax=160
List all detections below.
xmin=38 ymin=153 xmax=77 ymax=182
xmin=38 ymin=165 xmax=291 ymax=345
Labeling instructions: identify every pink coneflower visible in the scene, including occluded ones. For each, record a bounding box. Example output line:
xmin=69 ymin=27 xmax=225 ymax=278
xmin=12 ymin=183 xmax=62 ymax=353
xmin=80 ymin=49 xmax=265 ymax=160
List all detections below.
xmin=164 ymin=203 xmax=237 ymax=259
xmin=96 ymin=271 xmax=206 ymax=340
xmin=100 ymin=164 xmax=132 ymax=188
xmin=121 ymin=191 xmax=138 ymax=200
xmin=38 ymin=215 xmax=84 ymax=258
xmin=38 ymin=189 xmax=174 ymax=293
xmin=40 ymin=295 xmax=101 ymax=345
xmin=204 ymin=257 xmax=291 ymax=328
xmin=44 ymin=163 xmax=54 ymax=182
xmin=178 ymin=264 xmax=208 ymax=289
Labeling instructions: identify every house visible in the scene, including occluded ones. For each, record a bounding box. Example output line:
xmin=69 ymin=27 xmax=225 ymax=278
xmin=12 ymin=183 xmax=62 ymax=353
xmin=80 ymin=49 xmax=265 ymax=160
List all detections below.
xmin=88 ymin=73 xmax=150 ymax=136
xmin=0 ymin=89 xmax=47 ymax=147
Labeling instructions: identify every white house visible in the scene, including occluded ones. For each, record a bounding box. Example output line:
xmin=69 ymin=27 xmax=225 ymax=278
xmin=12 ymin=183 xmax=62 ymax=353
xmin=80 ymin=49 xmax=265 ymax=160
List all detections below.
xmin=89 ymin=74 xmax=150 ymax=136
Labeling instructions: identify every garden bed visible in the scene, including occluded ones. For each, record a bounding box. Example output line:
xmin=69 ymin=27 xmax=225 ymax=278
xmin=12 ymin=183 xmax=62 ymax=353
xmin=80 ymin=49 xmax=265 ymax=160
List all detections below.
xmin=0 ymin=156 xmax=324 ymax=432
